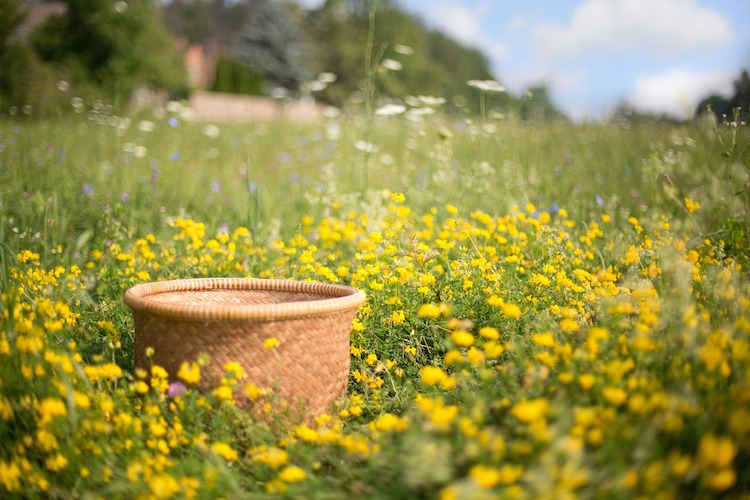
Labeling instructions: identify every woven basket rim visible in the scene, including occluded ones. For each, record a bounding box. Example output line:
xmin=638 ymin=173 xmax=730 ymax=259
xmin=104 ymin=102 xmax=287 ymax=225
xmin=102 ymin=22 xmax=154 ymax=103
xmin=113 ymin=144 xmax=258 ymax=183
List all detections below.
xmin=123 ymin=277 xmax=366 ymax=321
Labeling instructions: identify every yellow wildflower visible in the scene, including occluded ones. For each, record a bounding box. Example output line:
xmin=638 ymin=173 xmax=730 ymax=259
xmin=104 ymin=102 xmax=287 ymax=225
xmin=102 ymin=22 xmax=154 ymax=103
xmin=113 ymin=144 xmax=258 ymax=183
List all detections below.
xmin=0 ymin=460 xmax=21 ymax=492
xmin=479 ymin=326 xmax=499 ymax=340
xmin=470 ymin=464 xmax=501 ymax=489
xmin=497 ymin=464 xmax=524 ymax=485
xmin=602 ymin=387 xmax=627 ymax=406
xmin=501 ymin=302 xmax=522 ymax=319
xmin=265 ymin=479 xmax=287 ymax=494
xmin=246 ymin=383 xmax=262 ymax=400
xmin=263 ymin=337 xmax=280 ymax=349
xmin=684 ymin=197 xmax=701 ymax=214
xmin=705 ymin=468 xmax=736 ymax=491
xmin=466 ymin=347 xmax=485 ymax=366
xmin=420 ymin=366 xmax=447 ymax=386
xmin=135 ymin=381 xmax=149 ymax=395
xmin=44 ymin=453 xmax=68 ymax=472
xmin=559 ymin=318 xmax=579 ymax=332
xmin=578 ymin=373 xmax=596 ymax=390
xmin=222 ymin=361 xmax=246 ymax=379
xmin=151 ymin=365 xmax=168 ymax=379
xmin=294 ymin=426 xmax=319 ymax=443
xmin=278 ymin=465 xmax=306 ymax=483
xmin=177 ymin=362 xmax=200 ymax=385
xmin=429 ymin=404 xmax=459 ymax=428
xmin=483 ymin=341 xmax=504 ymax=359
xmin=73 ymin=391 xmax=90 ymax=409
xmin=253 ymin=447 xmax=289 ymax=469
xmin=444 ymin=350 xmax=463 ymax=366
xmin=391 ymin=310 xmax=406 ymax=324
xmin=0 ymin=398 xmax=14 ymax=421
xmin=510 ymin=398 xmax=549 ymax=424
xmin=36 ymin=429 xmax=58 ymax=452
xmin=211 ymin=442 xmax=238 ymax=461
xmin=417 ymin=303 xmax=441 ymax=319
xmin=148 ymin=474 xmax=180 ymax=499
xmin=369 ymin=413 xmax=409 ymax=432
xmin=698 ymin=434 xmax=736 ymax=469
xmin=37 ymin=397 xmax=67 ymax=425
xmin=212 ymin=385 xmax=234 ymax=403
xmin=532 ymin=332 xmax=555 ymax=348
xmin=451 ymin=330 xmax=474 ymax=347
xmin=439 ymin=376 xmax=458 ymax=390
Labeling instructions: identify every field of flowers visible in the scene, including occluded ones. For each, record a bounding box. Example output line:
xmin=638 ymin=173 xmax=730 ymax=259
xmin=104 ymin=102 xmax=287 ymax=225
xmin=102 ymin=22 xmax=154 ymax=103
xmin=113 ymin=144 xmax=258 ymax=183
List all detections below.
xmin=1 ymin=100 xmax=749 ymax=498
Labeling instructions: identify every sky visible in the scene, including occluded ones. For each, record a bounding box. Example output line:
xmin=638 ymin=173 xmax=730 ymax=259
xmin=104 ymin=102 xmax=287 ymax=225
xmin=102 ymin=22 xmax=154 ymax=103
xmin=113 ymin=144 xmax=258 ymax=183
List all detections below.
xmin=298 ymin=0 xmax=750 ymax=121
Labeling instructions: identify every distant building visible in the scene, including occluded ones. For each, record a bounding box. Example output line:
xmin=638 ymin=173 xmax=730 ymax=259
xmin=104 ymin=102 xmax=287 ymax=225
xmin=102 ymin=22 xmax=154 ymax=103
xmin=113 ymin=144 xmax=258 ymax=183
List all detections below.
xmin=177 ymin=38 xmax=218 ymax=90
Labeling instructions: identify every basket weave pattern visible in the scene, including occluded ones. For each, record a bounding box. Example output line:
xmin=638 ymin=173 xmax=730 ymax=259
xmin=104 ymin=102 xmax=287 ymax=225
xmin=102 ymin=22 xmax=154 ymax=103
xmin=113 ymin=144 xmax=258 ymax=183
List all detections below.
xmin=124 ymin=278 xmax=366 ymax=417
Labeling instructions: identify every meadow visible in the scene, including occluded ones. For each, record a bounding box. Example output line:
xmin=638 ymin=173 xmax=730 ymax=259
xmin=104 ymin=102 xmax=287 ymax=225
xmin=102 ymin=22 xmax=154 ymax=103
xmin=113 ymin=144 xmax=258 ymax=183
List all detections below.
xmin=1 ymin=97 xmax=749 ymax=498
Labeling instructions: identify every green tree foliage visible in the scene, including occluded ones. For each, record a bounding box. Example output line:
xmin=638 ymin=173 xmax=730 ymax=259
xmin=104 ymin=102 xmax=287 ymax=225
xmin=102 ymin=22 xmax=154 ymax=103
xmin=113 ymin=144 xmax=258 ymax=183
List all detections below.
xmin=231 ymin=0 xmax=311 ymax=92
xmin=304 ymin=0 xmax=370 ymax=105
xmin=211 ymin=56 xmax=265 ymax=95
xmin=518 ymin=86 xmax=567 ymax=122
xmin=160 ymin=0 xmax=249 ymax=47
xmin=0 ymin=0 xmax=25 ymax=44
xmin=306 ymin=0 xmax=499 ymax=113
xmin=0 ymin=0 xmax=31 ymax=108
xmin=32 ymin=0 xmax=188 ymax=105
xmin=0 ymin=0 xmax=74 ymax=116
xmin=160 ymin=0 xmax=215 ymax=43
xmin=695 ymin=69 xmax=750 ymax=122
xmin=154 ymin=0 xmax=566 ymax=119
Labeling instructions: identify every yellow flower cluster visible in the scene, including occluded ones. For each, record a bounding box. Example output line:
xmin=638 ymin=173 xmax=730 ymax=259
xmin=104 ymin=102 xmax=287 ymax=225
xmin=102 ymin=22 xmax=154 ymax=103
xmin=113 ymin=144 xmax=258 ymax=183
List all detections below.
xmin=3 ymin=185 xmax=749 ymax=497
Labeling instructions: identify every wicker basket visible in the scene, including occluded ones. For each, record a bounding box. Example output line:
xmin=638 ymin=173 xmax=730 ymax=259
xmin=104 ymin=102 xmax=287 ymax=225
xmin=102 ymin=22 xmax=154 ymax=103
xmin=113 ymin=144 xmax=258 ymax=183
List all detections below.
xmin=123 ymin=278 xmax=366 ymax=417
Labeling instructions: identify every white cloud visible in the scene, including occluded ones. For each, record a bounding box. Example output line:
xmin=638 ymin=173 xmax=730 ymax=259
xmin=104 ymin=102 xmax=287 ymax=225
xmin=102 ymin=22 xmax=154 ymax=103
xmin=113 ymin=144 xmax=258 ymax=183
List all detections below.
xmin=417 ymin=1 xmax=510 ymax=64
xmin=507 ymin=14 xmax=529 ymax=33
xmin=629 ymin=69 xmax=734 ymax=118
xmin=533 ymin=0 xmax=734 ymax=59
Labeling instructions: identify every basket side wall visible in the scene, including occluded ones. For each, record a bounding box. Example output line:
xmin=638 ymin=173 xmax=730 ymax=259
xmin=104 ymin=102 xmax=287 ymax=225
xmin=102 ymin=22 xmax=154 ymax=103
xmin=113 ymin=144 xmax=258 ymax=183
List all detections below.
xmin=132 ymin=310 xmax=356 ymax=416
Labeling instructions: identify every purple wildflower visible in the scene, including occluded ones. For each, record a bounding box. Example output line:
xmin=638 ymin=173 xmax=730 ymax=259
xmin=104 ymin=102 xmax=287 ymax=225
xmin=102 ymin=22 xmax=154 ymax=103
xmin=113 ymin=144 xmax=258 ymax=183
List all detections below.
xmin=168 ymin=381 xmax=187 ymax=398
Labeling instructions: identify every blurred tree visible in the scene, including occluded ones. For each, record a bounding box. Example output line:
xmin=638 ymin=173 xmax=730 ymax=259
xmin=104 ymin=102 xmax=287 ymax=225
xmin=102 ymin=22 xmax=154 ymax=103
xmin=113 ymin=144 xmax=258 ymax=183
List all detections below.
xmin=611 ymin=101 xmax=683 ymax=126
xmin=211 ymin=56 xmax=265 ymax=95
xmin=518 ymin=86 xmax=566 ymax=122
xmin=305 ymin=0 xmax=502 ymax=114
xmin=231 ymin=0 xmax=311 ymax=92
xmin=0 ymin=0 xmax=26 ymax=43
xmin=695 ymin=69 xmax=749 ymax=122
xmin=151 ymin=0 xmax=566 ymax=119
xmin=305 ymin=0 xmax=370 ymax=105
xmin=32 ymin=0 xmax=188 ymax=105
xmin=160 ymin=0 xmax=249 ymax=47
xmin=729 ymin=70 xmax=750 ymax=120
xmin=426 ymin=30 xmax=496 ymax=113
xmin=695 ymin=93 xmax=732 ymax=121
xmin=0 ymin=0 xmax=31 ymax=108
xmin=160 ymin=0 xmax=214 ymax=43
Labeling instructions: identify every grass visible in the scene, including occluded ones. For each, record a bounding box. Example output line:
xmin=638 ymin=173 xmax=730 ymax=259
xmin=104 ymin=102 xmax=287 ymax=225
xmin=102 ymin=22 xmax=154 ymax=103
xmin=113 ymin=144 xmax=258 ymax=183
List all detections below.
xmin=0 ymin=98 xmax=749 ymax=498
